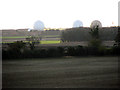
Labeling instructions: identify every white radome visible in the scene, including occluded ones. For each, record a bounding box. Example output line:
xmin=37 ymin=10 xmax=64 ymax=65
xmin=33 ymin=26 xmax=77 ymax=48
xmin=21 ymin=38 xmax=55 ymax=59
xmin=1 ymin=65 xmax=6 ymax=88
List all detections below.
xmin=33 ymin=20 xmax=44 ymax=31
xmin=28 ymin=28 xmax=32 ymax=32
xmin=90 ymin=20 xmax=102 ymax=28
xmin=73 ymin=20 xmax=83 ymax=28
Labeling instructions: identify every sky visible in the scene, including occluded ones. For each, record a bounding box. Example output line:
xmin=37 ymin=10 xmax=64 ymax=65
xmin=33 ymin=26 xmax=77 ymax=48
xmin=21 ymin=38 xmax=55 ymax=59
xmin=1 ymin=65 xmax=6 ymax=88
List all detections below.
xmin=0 ymin=0 xmax=119 ymax=29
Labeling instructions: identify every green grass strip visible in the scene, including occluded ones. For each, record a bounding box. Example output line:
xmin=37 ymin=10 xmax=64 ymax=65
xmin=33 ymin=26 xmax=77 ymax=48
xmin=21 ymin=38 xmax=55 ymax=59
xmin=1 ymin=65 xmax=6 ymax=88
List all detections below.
xmin=40 ymin=40 xmax=60 ymax=44
xmin=1 ymin=40 xmax=61 ymax=44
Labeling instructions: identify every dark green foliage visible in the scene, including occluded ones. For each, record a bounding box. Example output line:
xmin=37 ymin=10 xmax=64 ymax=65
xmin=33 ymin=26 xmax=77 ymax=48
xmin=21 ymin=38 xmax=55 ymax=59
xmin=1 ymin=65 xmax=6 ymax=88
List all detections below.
xmin=74 ymin=46 xmax=87 ymax=56
xmin=104 ymin=48 xmax=113 ymax=55
xmin=26 ymin=36 xmax=41 ymax=50
xmin=2 ymin=44 xmax=120 ymax=60
xmin=99 ymin=28 xmax=118 ymax=41
xmin=39 ymin=49 xmax=48 ymax=58
xmin=112 ymin=45 xmax=120 ymax=55
xmin=2 ymin=41 xmax=26 ymax=59
xmin=57 ymin=47 xmax=64 ymax=56
xmin=8 ymin=41 xmax=26 ymax=51
xmin=2 ymin=50 xmax=10 ymax=59
xmin=98 ymin=46 xmax=106 ymax=56
xmin=89 ymin=26 xmax=99 ymax=39
xmin=29 ymin=42 xmax=35 ymax=50
xmin=75 ymin=45 xmax=84 ymax=56
xmin=22 ymin=49 xmax=32 ymax=58
xmin=47 ymin=48 xmax=58 ymax=57
xmin=61 ymin=28 xmax=91 ymax=42
xmin=66 ymin=46 xmax=76 ymax=56
xmin=22 ymin=47 xmax=65 ymax=58
xmin=61 ymin=27 xmax=118 ymax=42
xmin=87 ymin=46 xmax=98 ymax=55
xmin=2 ymin=27 xmax=119 ymax=60
xmin=22 ymin=49 xmax=47 ymax=58
xmin=88 ymin=25 xmax=102 ymax=54
xmin=88 ymin=39 xmax=102 ymax=48
xmin=115 ymin=27 xmax=120 ymax=46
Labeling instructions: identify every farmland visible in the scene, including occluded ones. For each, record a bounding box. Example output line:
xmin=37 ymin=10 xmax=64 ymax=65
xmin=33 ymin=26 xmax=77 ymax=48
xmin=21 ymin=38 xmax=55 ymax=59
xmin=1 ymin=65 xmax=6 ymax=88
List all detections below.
xmin=1 ymin=29 xmax=61 ymax=43
xmin=1 ymin=27 xmax=118 ymax=45
xmin=3 ymin=56 xmax=119 ymax=88
xmin=40 ymin=40 xmax=60 ymax=44
xmin=1 ymin=35 xmax=61 ymax=44
xmin=1 ymin=40 xmax=61 ymax=44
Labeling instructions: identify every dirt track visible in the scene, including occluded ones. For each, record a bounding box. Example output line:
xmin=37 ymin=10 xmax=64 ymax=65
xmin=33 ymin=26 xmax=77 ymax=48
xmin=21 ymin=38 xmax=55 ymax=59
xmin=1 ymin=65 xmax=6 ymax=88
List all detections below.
xmin=3 ymin=56 xmax=119 ymax=88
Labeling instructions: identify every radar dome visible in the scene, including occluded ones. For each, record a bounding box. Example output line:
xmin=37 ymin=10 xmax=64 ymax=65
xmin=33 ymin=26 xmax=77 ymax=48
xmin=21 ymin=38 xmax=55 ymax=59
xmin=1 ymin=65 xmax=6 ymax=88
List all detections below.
xmin=28 ymin=28 xmax=32 ymax=32
xmin=33 ymin=20 xmax=44 ymax=31
xmin=73 ymin=20 xmax=83 ymax=28
xmin=90 ymin=20 xmax=102 ymax=28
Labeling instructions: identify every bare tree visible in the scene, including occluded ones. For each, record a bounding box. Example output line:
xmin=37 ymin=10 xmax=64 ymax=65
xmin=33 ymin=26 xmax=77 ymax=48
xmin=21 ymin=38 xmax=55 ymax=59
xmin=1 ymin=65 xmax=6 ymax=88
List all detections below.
xmin=26 ymin=34 xmax=42 ymax=50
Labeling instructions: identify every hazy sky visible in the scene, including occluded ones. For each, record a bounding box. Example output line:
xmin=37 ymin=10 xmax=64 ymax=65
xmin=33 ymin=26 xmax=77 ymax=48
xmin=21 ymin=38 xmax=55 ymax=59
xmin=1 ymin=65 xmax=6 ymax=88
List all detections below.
xmin=0 ymin=0 xmax=119 ymax=29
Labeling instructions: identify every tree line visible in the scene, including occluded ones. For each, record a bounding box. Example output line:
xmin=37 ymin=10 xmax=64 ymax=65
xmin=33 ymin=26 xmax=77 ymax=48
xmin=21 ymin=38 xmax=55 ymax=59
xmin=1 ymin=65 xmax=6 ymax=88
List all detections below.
xmin=2 ymin=26 xmax=120 ymax=60
xmin=2 ymin=41 xmax=120 ymax=60
xmin=61 ymin=27 xmax=118 ymax=42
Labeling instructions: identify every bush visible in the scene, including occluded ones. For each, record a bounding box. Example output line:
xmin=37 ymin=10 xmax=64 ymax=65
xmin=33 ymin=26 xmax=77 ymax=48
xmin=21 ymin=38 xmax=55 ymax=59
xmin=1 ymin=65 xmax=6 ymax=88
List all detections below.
xmin=66 ymin=46 xmax=76 ymax=56
xmin=88 ymin=39 xmax=102 ymax=48
xmin=74 ymin=45 xmax=86 ymax=56
xmin=57 ymin=47 xmax=64 ymax=56
xmin=112 ymin=46 xmax=120 ymax=55
xmin=86 ymin=46 xmax=99 ymax=56
xmin=104 ymin=48 xmax=113 ymax=55
xmin=2 ymin=44 xmax=120 ymax=60
xmin=47 ymin=48 xmax=58 ymax=57
xmin=39 ymin=49 xmax=48 ymax=58
xmin=98 ymin=46 xmax=106 ymax=56
xmin=22 ymin=49 xmax=32 ymax=58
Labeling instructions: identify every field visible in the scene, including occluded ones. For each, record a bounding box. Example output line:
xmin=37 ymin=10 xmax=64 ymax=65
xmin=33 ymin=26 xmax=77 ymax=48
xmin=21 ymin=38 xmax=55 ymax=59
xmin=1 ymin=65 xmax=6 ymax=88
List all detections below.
xmin=0 ymin=35 xmax=60 ymax=39
xmin=1 ymin=35 xmax=61 ymax=44
xmin=0 ymin=36 xmax=26 ymax=39
xmin=40 ymin=40 xmax=60 ymax=44
xmin=2 ymin=56 xmax=119 ymax=88
xmin=1 ymin=40 xmax=61 ymax=44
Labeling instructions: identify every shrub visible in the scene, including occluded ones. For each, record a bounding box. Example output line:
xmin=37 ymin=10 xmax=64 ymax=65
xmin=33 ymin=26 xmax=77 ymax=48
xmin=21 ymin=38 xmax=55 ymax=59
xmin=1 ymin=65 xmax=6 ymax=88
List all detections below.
xmin=47 ymin=48 xmax=58 ymax=57
xmin=104 ymin=48 xmax=113 ymax=55
xmin=66 ymin=46 xmax=76 ymax=56
xmin=22 ymin=49 xmax=32 ymax=58
xmin=57 ymin=47 xmax=64 ymax=56
xmin=75 ymin=45 xmax=86 ymax=56
xmin=39 ymin=49 xmax=48 ymax=58
xmin=114 ymin=28 xmax=120 ymax=46
xmin=26 ymin=36 xmax=41 ymax=50
xmin=2 ymin=44 xmax=120 ymax=60
xmin=112 ymin=46 xmax=120 ymax=55
xmin=86 ymin=46 xmax=98 ymax=55
xmin=98 ymin=46 xmax=106 ymax=56
xmin=88 ymin=39 xmax=102 ymax=48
